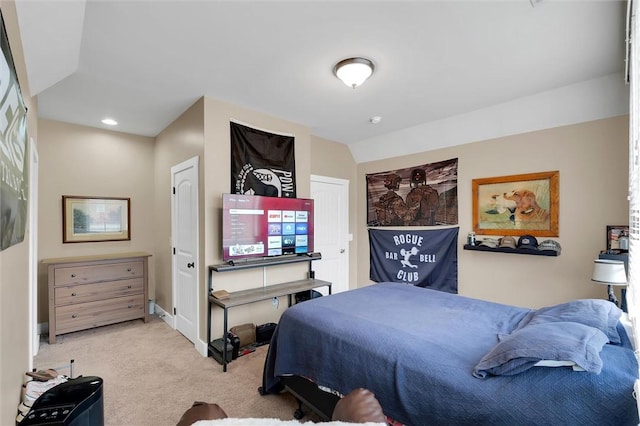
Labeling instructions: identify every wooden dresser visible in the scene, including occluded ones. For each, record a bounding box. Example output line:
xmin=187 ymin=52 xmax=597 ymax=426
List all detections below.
xmin=43 ymin=252 xmax=151 ymax=344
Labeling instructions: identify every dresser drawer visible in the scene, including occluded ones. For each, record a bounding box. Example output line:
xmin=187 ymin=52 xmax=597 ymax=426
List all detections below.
xmin=54 ymin=278 xmax=144 ymax=306
xmin=55 ymin=294 xmax=145 ymax=335
xmin=54 ymin=261 xmax=144 ymax=286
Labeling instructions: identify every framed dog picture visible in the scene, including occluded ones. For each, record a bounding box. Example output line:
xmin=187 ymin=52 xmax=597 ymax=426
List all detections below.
xmin=472 ymin=171 xmax=559 ymax=237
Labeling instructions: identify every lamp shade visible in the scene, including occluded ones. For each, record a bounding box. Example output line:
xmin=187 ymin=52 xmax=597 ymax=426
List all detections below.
xmin=591 ymin=259 xmax=627 ymax=285
xmin=334 ymin=57 xmax=374 ymax=88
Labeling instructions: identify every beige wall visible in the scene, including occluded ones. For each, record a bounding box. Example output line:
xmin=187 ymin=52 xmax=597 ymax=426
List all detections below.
xmin=357 ymin=116 xmax=629 ymax=308
xmin=37 ymin=119 xmax=156 ymax=321
xmin=310 ymin=135 xmax=359 ymax=290
xmin=202 ymin=97 xmax=312 ymax=341
xmin=153 ymin=98 xmax=205 ymax=313
xmin=0 ymin=0 xmax=37 ymax=420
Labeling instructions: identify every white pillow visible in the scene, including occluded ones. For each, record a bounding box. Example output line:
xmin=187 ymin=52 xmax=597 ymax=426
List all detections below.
xmin=533 ymin=360 xmax=585 ymax=371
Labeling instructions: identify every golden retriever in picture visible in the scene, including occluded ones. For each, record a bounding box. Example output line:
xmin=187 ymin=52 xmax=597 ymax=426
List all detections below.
xmin=503 ymin=189 xmax=549 ymax=224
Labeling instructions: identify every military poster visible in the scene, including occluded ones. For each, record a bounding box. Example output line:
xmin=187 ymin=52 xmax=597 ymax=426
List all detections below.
xmin=230 ymin=121 xmax=296 ymax=198
xmin=366 ymin=158 xmax=458 ymax=226
xmin=0 ymin=12 xmax=28 ymax=251
xmin=369 ymin=227 xmax=458 ymax=292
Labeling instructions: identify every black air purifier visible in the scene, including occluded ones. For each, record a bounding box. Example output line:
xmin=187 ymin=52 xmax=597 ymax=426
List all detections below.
xmin=18 ymin=376 xmax=104 ymax=426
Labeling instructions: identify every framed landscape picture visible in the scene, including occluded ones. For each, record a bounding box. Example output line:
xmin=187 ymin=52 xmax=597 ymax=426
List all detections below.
xmin=63 ymin=196 xmax=130 ymax=243
xmin=472 ymin=171 xmax=559 ymax=237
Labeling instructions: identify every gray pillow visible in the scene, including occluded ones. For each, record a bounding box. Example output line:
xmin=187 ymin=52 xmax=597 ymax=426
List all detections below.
xmin=473 ymin=322 xmax=609 ymax=378
xmin=515 ymin=299 xmax=622 ymax=344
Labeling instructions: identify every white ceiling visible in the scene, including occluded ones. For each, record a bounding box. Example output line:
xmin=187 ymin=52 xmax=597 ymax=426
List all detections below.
xmin=14 ymin=0 xmax=628 ymax=152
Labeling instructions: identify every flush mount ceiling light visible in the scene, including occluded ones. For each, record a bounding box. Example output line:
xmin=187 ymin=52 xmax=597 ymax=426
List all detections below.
xmin=333 ymin=57 xmax=375 ymax=88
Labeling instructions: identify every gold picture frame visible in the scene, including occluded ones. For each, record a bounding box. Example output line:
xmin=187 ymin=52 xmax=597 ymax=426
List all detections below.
xmin=472 ymin=171 xmax=559 ymax=237
xmin=62 ymin=196 xmax=131 ymax=243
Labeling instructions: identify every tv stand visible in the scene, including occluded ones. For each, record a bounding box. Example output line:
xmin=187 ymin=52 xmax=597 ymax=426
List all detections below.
xmin=207 ymin=252 xmax=330 ymax=371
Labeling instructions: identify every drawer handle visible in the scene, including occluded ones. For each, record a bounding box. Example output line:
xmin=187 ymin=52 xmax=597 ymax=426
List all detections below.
xmin=127 ymin=268 xmax=132 ymax=272
xmin=72 ymin=314 xmax=77 ymax=318
xmin=71 ymin=292 xmax=77 ymax=297
xmin=127 ymin=285 xmax=132 ymax=289
xmin=128 ymin=304 xmax=133 ymax=308
xmin=71 ymin=273 xmax=76 ymax=278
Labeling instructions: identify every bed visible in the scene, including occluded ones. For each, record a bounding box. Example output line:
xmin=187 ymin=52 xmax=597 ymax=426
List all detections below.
xmin=261 ymin=282 xmax=639 ymax=425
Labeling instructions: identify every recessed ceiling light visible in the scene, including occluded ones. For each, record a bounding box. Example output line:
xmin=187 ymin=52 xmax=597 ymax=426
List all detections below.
xmin=101 ymin=118 xmax=118 ymax=126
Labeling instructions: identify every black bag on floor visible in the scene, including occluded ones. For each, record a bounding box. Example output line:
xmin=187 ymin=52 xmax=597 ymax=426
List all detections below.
xmin=295 ymin=289 xmax=323 ymax=303
xmin=227 ymin=332 xmax=240 ymax=359
xmin=256 ymin=323 xmax=277 ymax=344
xmin=210 ymin=338 xmax=234 ymax=365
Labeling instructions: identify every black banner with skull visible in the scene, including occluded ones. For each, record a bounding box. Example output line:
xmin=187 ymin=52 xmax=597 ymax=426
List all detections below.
xmin=369 ymin=227 xmax=458 ymax=293
xmin=230 ymin=122 xmax=296 ymax=198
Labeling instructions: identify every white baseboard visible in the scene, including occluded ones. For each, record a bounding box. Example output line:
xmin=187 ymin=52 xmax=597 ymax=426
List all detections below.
xmin=196 ymin=338 xmax=208 ymax=357
xmin=154 ymin=304 xmax=173 ymax=327
xmin=38 ymin=322 xmax=48 ymax=334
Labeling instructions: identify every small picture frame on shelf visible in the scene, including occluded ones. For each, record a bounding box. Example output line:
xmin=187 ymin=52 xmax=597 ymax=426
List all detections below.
xmin=606 ymin=225 xmax=629 ymax=253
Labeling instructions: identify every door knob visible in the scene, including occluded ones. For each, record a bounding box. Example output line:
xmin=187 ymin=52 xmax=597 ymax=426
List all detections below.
xmin=187 ymin=262 xmax=195 ymax=268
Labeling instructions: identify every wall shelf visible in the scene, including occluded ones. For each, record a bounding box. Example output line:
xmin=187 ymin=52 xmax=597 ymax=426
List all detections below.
xmin=463 ymin=244 xmax=559 ymax=256
xmin=210 ymin=252 xmax=322 ymax=272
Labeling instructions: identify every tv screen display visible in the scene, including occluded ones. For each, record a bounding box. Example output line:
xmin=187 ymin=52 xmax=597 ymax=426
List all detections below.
xmin=222 ymin=193 xmax=314 ymax=262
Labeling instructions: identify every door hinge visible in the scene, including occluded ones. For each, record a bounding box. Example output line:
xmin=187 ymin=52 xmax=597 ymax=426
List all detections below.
xmin=173 ymin=247 xmax=176 ymax=255
xmin=173 ymin=307 xmax=176 ymax=315
xmin=172 ymin=187 xmax=175 ymax=195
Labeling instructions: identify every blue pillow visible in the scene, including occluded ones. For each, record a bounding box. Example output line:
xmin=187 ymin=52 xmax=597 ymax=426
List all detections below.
xmin=473 ymin=322 xmax=609 ymax=379
xmin=515 ymin=299 xmax=622 ymax=344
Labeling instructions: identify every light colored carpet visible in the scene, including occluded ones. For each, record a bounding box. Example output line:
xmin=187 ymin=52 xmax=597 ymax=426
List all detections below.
xmin=33 ymin=316 xmax=302 ymax=426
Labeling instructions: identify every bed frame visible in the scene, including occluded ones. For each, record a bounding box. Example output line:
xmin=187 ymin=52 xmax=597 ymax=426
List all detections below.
xmin=259 ymin=375 xmax=338 ymax=421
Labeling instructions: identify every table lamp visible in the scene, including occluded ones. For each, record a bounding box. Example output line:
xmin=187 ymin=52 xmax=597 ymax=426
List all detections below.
xmin=591 ymin=259 xmax=627 ymax=307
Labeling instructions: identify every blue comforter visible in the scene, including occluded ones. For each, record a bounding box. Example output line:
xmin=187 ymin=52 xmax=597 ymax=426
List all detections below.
xmin=263 ymin=282 xmax=638 ymax=425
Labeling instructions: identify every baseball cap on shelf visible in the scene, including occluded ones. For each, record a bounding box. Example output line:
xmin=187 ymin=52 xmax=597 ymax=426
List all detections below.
xmin=517 ymin=235 xmax=538 ymax=249
xmin=499 ymin=236 xmax=517 ymax=249
xmin=538 ymin=239 xmax=562 ymax=254
xmin=479 ymin=238 xmax=500 ymax=248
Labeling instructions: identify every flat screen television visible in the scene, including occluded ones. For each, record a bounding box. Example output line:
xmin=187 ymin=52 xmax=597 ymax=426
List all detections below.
xmin=222 ymin=193 xmax=315 ymax=262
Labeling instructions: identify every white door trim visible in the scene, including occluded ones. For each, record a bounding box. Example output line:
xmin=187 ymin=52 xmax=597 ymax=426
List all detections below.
xmin=29 ymin=137 xmax=39 ymax=362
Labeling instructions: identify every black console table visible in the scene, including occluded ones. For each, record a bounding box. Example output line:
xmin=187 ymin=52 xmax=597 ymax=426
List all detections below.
xmin=207 ymin=253 xmax=331 ymax=371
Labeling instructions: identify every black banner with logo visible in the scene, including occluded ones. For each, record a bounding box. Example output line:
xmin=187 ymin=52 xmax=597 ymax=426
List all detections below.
xmin=369 ymin=227 xmax=458 ymax=293
xmin=230 ymin=122 xmax=296 ymax=198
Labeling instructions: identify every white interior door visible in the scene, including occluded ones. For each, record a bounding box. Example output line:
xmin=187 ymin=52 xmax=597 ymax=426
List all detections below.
xmin=171 ymin=156 xmax=199 ymax=344
xmin=311 ymin=175 xmax=349 ymax=294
